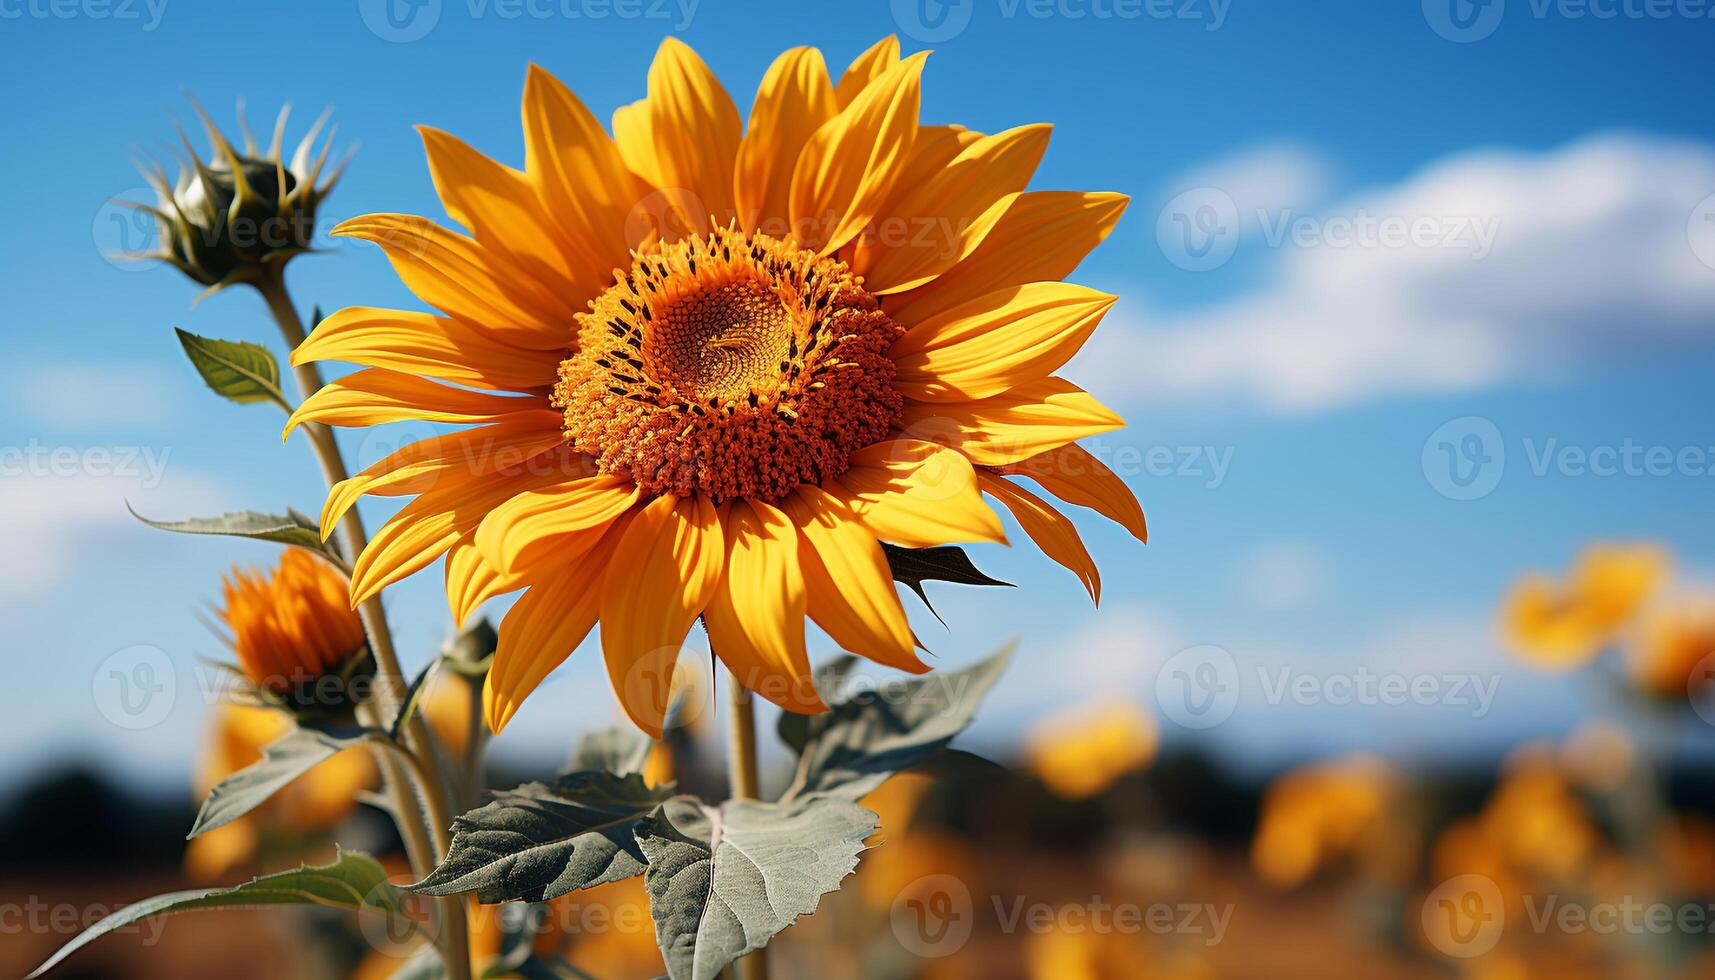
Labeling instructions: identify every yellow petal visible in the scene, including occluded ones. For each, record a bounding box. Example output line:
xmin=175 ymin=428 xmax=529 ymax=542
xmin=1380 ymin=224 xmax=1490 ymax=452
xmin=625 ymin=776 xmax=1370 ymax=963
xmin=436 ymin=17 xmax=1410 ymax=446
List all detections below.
xmin=703 ymin=499 xmax=825 ymax=715
xmin=834 ymin=36 xmax=901 ymax=108
xmin=783 ymin=486 xmax=924 ymax=674
xmin=832 ymin=439 xmax=1006 ymax=547
xmin=332 ymin=214 xmax=575 ymax=350
xmin=445 ymin=536 xmax=526 ymax=628
xmin=997 ymin=443 xmax=1147 ymax=544
xmin=283 ymin=368 xmax=545 ymax=439
xmin=979 ymin=472 xmax=1100 ymax=603
xmin=484 ymin=520 xmax=625 ymax=733
xmin=522 ymin=64 xmax=651 ymax=293
xmin=852 ymin=124 xmax=1051 ymax=293
xmin=734 ymin=46 xmax=837 ymax=236
xmin=900 ymin=377 xmax=1125 ymax=466
xmin=891 ymin=282 xmax=1116 ymax=401
xmin=599 ymin=494 xmax=724 ymax=736
xmin=885 ymin=125 xmax=984 ymax=201
xmin=789 ymin=52 xmax=927 ymax=255
xmin=319 ymin=411 xmax=568 ymax=534
xmin=619 ymin=38 xmax=742 ymax=234
xmin=474 ymin=474 xmax=641 ymax=575
xmin=885 ymin=191 xmax=1129 ymax=326
xmin=291 ymin=306 xmax=559 ymax=392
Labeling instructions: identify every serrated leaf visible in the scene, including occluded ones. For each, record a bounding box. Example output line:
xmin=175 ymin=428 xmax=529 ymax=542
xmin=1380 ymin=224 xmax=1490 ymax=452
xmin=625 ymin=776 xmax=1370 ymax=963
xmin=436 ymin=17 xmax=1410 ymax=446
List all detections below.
xmin=412 ymin=771 xmax=674 ymax=903
xmin=189 ymin=722 xmax=375 ymax=838
xmin=175 ymin=327 xmax=291 ymax=411
xmin=568 ymin=726 xmax=654 ymax=777
xmin=780 ymin=644 xmax=1013 ymax=801
xmin=128 ymin=505 xmax=338 ymax=562
xmin=28 ymin=849 xmax=405 ymax=978
xmin=637 ymin=795 xmax=877 ymax=980
xmin=882 ymin=544 xmax=1012 ymax=622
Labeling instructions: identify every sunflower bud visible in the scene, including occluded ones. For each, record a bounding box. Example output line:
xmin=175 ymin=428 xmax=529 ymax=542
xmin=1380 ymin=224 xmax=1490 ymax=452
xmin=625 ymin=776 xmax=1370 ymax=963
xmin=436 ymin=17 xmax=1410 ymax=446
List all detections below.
xmin=216 ymin=548 xmax=370 ymax=719
xmin=130 ymin=99 xmax=348 ymax=296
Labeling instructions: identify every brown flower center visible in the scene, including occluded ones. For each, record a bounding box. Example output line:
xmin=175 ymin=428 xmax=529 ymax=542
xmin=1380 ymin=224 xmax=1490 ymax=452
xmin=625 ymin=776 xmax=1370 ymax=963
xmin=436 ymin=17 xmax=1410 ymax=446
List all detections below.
xmin=553 ymin=228 xmax=903 ymax=503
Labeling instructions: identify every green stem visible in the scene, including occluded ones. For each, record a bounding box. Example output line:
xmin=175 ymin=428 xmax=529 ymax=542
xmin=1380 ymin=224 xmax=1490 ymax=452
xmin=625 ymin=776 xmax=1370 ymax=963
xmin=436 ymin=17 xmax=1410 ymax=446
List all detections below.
xmin=724 ymin=667 xmax=769 ymax=980
xmin=256 ymin=270 xmax=472 ymax=980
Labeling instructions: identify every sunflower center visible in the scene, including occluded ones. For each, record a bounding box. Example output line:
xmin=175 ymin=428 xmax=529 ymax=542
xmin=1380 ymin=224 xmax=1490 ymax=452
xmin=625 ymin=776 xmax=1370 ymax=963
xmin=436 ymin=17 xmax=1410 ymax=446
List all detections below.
xmin=554 ymin=228 xmax=904 ymax=504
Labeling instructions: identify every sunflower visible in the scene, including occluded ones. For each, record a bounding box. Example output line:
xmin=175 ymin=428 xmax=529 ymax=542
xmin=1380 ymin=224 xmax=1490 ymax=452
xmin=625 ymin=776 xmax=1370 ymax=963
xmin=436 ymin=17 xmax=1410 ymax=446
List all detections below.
xmin=217 ymin=548 xmax=369 ymax=699
xmin=1501 ymin=544 xmax=1666 ymax=669
xmin=288 ymin=36 xmax=1145 ymax=736
xmin=1627 ymin=598 xmax=1715 ymax=700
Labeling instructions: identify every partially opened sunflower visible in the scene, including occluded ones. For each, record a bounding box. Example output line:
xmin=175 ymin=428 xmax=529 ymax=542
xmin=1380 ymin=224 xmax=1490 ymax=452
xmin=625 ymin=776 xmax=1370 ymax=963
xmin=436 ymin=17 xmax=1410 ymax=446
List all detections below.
xmin=289 ymin=36 xmax=1146 ymax=736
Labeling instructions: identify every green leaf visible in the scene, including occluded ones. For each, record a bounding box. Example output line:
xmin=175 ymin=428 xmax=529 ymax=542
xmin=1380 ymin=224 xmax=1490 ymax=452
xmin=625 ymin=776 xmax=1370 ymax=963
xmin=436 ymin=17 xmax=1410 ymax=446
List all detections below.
xmin=780 ymin=644 xmax=1013 ymax=801
xmin=412 ymin=771 xmax=674 ymax=903
xmin=175 ymin=327 xmax=291 ymax=411
xmin=637 ymin=795 xmax=877 ymax=980
xmin=189 ymin=722 xmax=376 ymax=838
xmin=569 ymin=726 xmax=654 ymax=777
xmin=882 ymin=544 xmax=1012 ymax=623
xmin=28 ymin=849 xmax=406 ymax=978
xmin=127 ymin=505 xmax=338 ymax=562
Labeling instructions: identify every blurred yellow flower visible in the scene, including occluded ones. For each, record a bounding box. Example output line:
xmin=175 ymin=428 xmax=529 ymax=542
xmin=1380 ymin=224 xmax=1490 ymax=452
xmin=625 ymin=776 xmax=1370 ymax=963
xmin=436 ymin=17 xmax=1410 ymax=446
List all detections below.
xmin=1626 ymin=597 xmax=1715 ymax=700
xmin=1501 ymin=544 xmax=1666 ymax=669
xmin=1251 ymin=755 xmax=1407 ymax=888
xmin=1024 ymin=701 xmax=1157 ymax=800
xmin=217 ymin=548 xmax=368 ymax=697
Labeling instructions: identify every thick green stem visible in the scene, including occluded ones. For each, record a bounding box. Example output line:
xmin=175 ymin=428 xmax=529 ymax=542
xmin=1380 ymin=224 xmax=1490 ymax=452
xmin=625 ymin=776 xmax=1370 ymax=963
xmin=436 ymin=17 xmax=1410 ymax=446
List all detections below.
xmin=725 ymin=668 xmax=769 ymax=980
xmin=256 ymin=271 xmax=471 ymax=980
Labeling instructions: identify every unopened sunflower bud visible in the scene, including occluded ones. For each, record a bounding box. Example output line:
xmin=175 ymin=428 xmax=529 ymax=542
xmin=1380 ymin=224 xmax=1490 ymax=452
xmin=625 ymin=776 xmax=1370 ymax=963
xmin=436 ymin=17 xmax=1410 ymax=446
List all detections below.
xmin=216 ymin=548 xmax=372 ymax=719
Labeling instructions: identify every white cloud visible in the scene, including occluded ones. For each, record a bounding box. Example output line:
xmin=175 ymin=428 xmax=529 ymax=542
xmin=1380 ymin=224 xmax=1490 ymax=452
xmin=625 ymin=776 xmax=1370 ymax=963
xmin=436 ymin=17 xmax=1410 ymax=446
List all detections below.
xmin=1163 ymin=141 xmax=1336 ymax=230
xmin=1083 ymin=132 xmax=1715 ymax=412
xmin=9 ymin=361 xmax=181 ymax=429
xmin=1236 ymin=540 xmax=1333 ymax=611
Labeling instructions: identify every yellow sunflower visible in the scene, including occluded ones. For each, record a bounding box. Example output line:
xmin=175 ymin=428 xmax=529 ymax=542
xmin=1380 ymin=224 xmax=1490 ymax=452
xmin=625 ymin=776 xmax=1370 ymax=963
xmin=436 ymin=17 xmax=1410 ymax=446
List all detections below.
xmin=288 ymin=36 xmax=1145 ymax=736
xmin=218 ymin=548 xmax=368 ymax=696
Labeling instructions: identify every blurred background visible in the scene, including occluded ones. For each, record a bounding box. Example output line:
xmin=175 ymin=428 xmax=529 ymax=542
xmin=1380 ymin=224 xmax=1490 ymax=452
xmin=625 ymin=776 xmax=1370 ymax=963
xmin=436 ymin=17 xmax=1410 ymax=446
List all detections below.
xmin=3 ymin=0 xmax=1715 ymax=976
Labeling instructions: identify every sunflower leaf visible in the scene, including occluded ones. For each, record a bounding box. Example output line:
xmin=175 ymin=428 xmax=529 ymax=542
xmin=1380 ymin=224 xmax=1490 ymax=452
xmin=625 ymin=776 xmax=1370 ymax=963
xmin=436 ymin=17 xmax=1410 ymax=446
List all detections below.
xmin=188 ymin=722 xmax=377 ymax=839
xmin=411 ymin=771 xmax=674 ymax=903
xmin=174 ymin=327 xmax=291 ymax=412
xmin=779 ymin=644 xmax=1014 ymax=801
xmin=636 ymin=795 xmax=877 ymax=980
xmin=27 ymin=849 xmax=406 ymax=978
xmin=127 ymin=505 xmax=339 ymax=563
xmin=882 ymin=544 xmax=1012 ymax=623
xmin=568 ymin=726 xmax=655 ymax=777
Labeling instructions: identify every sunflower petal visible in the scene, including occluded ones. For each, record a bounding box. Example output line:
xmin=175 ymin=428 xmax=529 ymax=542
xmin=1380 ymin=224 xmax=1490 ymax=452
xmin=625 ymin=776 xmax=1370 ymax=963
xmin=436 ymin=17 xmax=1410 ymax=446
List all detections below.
xmin=891 ymin=282 xmax=1117 ymax=401
xmin=900 ymin=377 xmax=1125 ymax=466
xmin=703 ymin=499 xmax=824 ymax=714
xmin=789 ymin=52 xmax=927 ymax=255
xmin=599 ymin=494 xmax=724 ymax=736
xmin=618 ymin=38 xmax=742 ymax=234
xmin=997 ymin=443 xmax=1147 ymax=543
xmin=283 ymin=368 xmax=546 ymax=438
xmin=979 ymin=472 xmax=1100 ymax=603
xmin=830 ymin=439 xmax=1006 ymax=547
xmin=783 ymin=486 xmax=924 ymax=674
xmin=885 ymin=191 xmax=1129 ymax=326
xmin=445 ymin=536 xmax=526 ymax=627
xmin=291 ymin=306 xmax=559 ymax=392
xmin=833 ymin=36 xmax=901 ymax=108
xmin=734 ymin=46 xmax=837 ymax=237
xmin=474 ymin=474 xmax=641 ymax=575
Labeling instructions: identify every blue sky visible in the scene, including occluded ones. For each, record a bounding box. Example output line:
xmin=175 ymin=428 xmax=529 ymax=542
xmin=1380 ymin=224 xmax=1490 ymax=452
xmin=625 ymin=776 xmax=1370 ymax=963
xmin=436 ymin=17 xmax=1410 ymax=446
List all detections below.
xmin=3 ymin=0 xmax=1714 ymax=795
